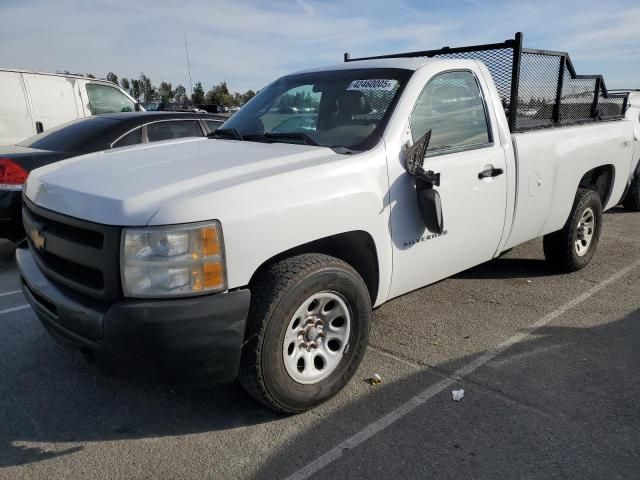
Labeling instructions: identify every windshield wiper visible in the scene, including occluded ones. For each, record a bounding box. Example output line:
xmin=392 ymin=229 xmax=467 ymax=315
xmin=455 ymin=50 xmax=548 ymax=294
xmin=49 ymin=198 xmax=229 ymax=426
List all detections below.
xmin=263 ymin=132 xmax=318 ymax=146
xmin=208 ymin=128 xmax=243 ymax=141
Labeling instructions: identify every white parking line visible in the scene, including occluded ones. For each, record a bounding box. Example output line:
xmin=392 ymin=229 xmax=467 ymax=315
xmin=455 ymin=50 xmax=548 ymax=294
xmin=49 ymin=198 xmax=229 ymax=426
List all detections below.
xmin=284 ymin=258 xmax=640 ymax=480
xmin=0 ymin=290 xmax=22 ymax=298
xmin=0 ymin=305 xmax=31 ymax=315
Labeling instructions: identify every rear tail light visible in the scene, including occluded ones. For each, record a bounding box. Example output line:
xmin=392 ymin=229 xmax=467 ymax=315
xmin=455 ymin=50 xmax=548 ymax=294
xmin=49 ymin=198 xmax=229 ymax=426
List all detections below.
xmin=0 ymin=158 xmax=28 ymax=190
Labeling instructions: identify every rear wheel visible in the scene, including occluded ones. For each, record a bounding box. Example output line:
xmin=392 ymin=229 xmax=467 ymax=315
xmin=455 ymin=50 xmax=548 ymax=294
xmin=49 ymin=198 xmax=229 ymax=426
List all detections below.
xmin=543 ymin=188 xmax=603 ymax=272
xmin=622 ymin=174 xmax=640 ymax=211
xmin=239 ymin=254 xmax=371 ymax=413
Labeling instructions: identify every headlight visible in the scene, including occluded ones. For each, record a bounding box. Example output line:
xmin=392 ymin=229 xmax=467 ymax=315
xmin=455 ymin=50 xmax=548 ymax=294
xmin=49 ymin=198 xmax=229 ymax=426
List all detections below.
xmin=121 ymin=221 xmax=226 ymax=298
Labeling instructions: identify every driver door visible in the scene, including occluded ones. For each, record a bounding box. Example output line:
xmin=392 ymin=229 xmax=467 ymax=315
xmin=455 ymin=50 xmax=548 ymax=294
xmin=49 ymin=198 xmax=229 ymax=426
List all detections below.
xmin=388 ymin=69 xmax=508 ymax=299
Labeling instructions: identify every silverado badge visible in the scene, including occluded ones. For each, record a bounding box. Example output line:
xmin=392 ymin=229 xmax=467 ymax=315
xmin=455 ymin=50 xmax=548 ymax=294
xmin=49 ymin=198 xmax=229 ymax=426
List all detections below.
xmin=30 ymin=228 xmax=46 ymax=250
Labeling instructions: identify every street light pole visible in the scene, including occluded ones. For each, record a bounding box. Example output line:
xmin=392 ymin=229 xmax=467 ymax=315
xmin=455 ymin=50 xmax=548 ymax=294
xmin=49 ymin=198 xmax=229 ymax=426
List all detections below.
xmin=184 ymin=34 xmax=193 ymax=102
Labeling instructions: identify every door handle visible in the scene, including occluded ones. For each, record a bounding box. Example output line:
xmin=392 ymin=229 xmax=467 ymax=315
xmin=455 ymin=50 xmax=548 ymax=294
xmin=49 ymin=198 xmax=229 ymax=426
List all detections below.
xmin=478 ymin=167 xmax=503 ymax=179
xmin=35 ymin=121 xmax=44 ymax=134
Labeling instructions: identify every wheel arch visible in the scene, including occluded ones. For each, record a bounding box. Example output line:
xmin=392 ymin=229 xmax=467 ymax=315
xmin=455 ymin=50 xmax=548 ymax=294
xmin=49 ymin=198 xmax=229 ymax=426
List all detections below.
xmin=248 ymin=230 xmax=380 ymax=305
xmin=578 ymin=164 xmax=615 ymax=208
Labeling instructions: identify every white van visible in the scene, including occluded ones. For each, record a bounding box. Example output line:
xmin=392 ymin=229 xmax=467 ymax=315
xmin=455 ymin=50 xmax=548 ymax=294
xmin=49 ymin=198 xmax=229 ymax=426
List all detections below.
xmin=0 ymin=69 xmax=141 ymax=145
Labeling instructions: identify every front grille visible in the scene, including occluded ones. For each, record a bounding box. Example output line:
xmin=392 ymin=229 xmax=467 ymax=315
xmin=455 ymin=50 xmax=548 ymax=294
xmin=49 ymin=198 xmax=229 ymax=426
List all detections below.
xmin=37 ymin=249 xmax=104 ymax=290
xmin=22 ymin=197 xmax=121 ymax=301
xmin=27 ymin=208 xmax=104 ymax=249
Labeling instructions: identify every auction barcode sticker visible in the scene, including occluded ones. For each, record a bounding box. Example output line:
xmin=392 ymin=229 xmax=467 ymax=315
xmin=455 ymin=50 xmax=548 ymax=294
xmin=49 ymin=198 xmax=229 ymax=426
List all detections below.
xmin=347 ymin=79 xmax=398 ymax=91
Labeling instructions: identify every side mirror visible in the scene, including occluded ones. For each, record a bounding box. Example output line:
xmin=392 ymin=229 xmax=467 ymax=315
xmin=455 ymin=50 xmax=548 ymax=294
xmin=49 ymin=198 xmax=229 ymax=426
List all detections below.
xmin=406 ymin=130 xmax=431 ymax=176
xmin=404 ymin=129 xmax=444 ymax=234
xmin=417 ymin=188 xmax=444 ymax=234
xmin=135 ymin=102 xmax=142 ymax=112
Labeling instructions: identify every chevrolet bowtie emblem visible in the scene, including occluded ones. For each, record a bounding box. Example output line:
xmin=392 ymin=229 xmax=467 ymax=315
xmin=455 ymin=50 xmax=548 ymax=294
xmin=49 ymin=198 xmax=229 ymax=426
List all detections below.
xmin=30 ymin=228 xmax=46 ymax=250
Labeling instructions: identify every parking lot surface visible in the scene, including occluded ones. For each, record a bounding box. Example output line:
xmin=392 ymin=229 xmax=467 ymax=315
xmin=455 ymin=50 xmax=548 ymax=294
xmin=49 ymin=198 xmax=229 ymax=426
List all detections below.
xmin=1 ymin=209 xmax=639 ymax=479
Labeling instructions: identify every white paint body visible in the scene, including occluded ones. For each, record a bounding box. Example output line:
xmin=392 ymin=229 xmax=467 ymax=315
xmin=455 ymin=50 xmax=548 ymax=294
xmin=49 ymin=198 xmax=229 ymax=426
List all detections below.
xmin=24 ymin=58 xmax=635 ymax=307
xmin=0 ymin=69 xmax=139 ymax=146
xmin=624 ymin=92 xmax=640 ymax=179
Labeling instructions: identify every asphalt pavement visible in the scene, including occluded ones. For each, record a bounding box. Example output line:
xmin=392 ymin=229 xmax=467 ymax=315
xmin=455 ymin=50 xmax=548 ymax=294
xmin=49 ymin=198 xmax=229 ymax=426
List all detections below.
xmin=0 ymin=208 xmax=639 ymax=479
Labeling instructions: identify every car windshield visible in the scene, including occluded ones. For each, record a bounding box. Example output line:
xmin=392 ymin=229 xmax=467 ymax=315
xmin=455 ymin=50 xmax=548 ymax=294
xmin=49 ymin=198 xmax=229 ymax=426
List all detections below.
xmin=17 ymin=117 xmax=114 ymax=152
xmin=221 ymin=68 xmax=412 ymax=152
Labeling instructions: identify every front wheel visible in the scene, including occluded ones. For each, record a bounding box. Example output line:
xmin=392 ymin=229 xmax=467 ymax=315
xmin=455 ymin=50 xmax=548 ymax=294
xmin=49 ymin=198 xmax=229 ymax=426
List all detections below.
xmin=239 ymin=254 xmax=371 ymax=413
xmin=543 ymin=188 xmax=603 ymax=272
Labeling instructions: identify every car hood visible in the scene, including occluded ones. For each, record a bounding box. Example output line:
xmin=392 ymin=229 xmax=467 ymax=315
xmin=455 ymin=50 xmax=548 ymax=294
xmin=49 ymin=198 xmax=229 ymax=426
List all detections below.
xmin=25 ymin=137 xmax=341 ymax=225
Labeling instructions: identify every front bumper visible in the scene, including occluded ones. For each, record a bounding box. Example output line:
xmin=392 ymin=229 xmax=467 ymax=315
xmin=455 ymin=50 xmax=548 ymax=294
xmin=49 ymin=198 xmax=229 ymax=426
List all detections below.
xmin=17 ymin=247 xmax=251 ymax=384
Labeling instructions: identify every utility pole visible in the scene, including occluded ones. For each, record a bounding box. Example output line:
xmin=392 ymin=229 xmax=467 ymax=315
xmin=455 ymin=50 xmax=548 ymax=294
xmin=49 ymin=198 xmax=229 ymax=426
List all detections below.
xmin=184 ymin=34 xmax=193 ymax=101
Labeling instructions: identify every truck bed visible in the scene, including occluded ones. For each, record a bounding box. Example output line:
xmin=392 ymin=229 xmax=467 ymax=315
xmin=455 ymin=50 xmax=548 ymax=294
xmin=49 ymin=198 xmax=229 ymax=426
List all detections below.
xmin=504 ymin=120 xmax=634 ymax=249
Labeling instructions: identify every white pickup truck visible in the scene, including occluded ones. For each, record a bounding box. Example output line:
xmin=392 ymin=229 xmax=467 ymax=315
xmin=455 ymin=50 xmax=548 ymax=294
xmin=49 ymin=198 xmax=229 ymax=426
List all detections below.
xmin=17 ymin=34 xmax=637 ymax=413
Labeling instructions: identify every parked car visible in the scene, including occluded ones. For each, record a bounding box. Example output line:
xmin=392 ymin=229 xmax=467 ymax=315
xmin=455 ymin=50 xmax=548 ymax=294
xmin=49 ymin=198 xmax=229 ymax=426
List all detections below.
xmin=17 ymin=33 xmax=636 ymax=413
xmin=141 ymin=102 xmax=166 ymax=111
xmin=0 ymin=111 xmax=226 ymax=240
xmin=0 ymin=69 xmax=141 ymax=146
xmin=217 ymin=105 xmax=230 ymax=113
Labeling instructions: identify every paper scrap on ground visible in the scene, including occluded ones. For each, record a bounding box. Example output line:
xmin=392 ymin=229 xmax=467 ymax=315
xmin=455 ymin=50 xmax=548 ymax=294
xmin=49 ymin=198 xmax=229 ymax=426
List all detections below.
xmin=452 ymin=389 xmax=465 ymax=401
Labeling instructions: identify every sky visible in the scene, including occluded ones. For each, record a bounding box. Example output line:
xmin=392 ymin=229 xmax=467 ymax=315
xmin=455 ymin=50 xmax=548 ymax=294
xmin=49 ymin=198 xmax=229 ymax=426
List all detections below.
xmin=0 ymin=0 xmax=638 ymax=94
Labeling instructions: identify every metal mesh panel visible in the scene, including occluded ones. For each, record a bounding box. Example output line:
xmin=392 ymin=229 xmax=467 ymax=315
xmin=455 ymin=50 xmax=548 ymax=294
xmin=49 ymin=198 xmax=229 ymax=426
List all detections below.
xmin=354 ymin=83 xmax=401 ymax=121
xmin=598 ymin=92 xmax=626 ymax=120
xmin=559 ymin=72 xmax=596 ymax=123
xmin=431 ymin=48 xmax=514 ymax=114
xmin=344 ymin=33 xmax=629 ymax=131
xmin=515 ymin=52 xmax=560 ymax=129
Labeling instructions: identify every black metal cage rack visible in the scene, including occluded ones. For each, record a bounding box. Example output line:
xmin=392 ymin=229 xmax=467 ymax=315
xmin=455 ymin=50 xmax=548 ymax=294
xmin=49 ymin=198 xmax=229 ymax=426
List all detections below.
xmin=344 ymin=32 xmax=629 ymax=133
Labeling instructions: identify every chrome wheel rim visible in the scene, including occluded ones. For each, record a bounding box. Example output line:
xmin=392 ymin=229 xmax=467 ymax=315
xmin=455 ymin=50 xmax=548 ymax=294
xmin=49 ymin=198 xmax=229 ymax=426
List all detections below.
xmin=282 ymin=291 xmax=351 ymax=385
xmin=575 ymin=207 xmax=596 ymax=257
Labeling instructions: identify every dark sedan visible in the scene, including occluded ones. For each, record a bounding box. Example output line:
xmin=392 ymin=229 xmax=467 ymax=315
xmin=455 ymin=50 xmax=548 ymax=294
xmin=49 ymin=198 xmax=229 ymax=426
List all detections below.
xmin=0 ymin=111 xmax=226 ymax=240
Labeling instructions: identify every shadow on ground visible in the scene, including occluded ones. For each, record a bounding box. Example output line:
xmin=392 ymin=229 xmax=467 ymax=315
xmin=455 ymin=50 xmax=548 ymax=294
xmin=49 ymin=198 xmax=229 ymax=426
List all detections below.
xmin=454 ymin=257 xmax=557 ymax=280
xmin=1 ymin=239 xmax=638 ymax=478
xmin=256 ymin=308 xmax=640 ymax=479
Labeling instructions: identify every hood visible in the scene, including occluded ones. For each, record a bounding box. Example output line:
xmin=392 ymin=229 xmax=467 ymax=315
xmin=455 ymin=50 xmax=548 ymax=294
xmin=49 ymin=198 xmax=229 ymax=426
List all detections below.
xmin=25 ymin=137 xmax=341 ymax=225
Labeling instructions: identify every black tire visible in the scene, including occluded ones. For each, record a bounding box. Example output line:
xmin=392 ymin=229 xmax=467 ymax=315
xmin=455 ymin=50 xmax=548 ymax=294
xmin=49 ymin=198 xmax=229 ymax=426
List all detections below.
xmin=238 ymin=253 xmax=371 ymax=414
xmin=543 ymin=188 xmax=603 ymax=272
xmin=622 ymin=174 xmax=640 ymax=211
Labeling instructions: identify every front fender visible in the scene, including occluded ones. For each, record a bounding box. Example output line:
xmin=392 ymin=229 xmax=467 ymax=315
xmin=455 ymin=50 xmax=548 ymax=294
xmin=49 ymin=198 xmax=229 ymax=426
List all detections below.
xmin=148 ymin=146 xmax=393 ymax=306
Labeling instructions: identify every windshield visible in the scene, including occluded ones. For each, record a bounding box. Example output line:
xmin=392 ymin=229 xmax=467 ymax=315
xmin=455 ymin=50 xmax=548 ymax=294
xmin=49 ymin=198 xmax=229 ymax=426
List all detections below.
xmin=17 ymin=117 xmax=114 ymax=152
xmin=222 ymin=68 xmax=412 ymax=152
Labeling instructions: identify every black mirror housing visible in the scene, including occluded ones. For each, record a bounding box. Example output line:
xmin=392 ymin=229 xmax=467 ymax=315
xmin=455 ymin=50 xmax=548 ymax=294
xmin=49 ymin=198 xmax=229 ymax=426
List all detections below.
xmin=404 ymin=129 xmax=444 ymax=234
xmin=417 ymin=188 xmax=444 ymax=234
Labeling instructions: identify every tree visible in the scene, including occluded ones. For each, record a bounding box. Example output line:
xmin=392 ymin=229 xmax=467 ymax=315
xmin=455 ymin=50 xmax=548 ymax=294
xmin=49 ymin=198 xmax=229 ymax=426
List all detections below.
xmin=192 ymin=81 xmax=205 ymax=105
xmin=205 ymin=81 xmax=233 ymax=106
xmin=131 ymin=79 xmax=141 ymax=101
xmin=241 ymin=89 xmax=256 ymax=104
xmin=174 ymin=84 xmax=187 ymax=104
xmin=85 ymin=73 xmax=95 ymax=78
xmin=158 ymin=81 xmax=174 ymax=103
xmin=106 ymin=72 xmax=118 ymax=85
xmin=139 ymin=73 xmax=157 ymax=102
xmin=120 ymin=77 xmax=130 ymax=92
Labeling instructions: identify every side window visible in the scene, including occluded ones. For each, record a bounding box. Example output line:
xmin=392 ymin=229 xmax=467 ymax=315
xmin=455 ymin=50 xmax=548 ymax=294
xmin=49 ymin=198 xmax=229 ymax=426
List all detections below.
xmin=205 ymin=120 xmax=223 ymax=132
xmin=113 ymin=127 xmax=142 ymax=148
xmin=146 ymin=120 xmax=203 ymax=142
xmin=410 ymin=71 xmax=491 ymax=154
xmin=86 ymin=84 xmax=135 ymax=114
